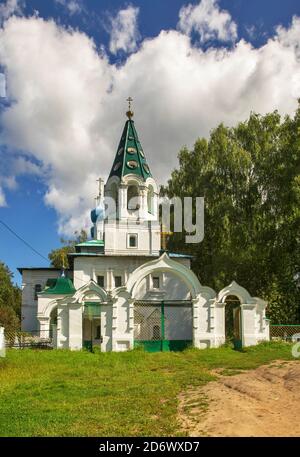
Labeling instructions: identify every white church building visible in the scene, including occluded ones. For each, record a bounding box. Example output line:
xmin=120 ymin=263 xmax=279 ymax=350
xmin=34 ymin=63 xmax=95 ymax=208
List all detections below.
xmin=19 ymin=105 xmax=270 ymax=352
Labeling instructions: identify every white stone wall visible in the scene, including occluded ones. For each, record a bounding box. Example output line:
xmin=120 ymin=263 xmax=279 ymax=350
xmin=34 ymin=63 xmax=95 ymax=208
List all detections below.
xmin=193 ymin=295 xmax=216 ymax=349
xmin=68 ymin=304 xmax=83 ymax=350
xmin=20 ymin=269 xmax=62 ymax=332
xmin=57 ymin=305 xmax=69 ymax=349
xmin=112 ymin=293 xmax=133 ymax=351
xmin=134 ymin=271 xmax=191 ymax=301
xmin=104 ymin=220 xmax=161 ymax=256
xmin=73 ymin=256 xmax=191 ymax=292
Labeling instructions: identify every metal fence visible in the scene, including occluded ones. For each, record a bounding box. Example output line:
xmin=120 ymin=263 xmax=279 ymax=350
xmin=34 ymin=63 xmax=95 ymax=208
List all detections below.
xmin=270 ymin=325 xmax=300 ymax=342
xmin=134 ymin=300 xmax=193 ymax=352
xmin=4 ymin=330 xmax=53 ymax=349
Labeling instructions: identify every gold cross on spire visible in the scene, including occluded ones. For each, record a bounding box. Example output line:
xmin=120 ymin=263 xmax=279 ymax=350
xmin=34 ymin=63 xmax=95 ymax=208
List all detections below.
xmin=127 ymin=96 xmax=133 ymax=110
xmin=126 ymin=96 xmax=134 ymax=119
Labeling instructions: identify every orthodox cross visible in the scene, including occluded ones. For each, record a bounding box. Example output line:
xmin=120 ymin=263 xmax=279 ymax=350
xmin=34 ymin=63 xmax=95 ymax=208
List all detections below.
xmin=127 ymin=96 xmax=133 ymax=111
xmin=126 ymin=97 xmax=134 ymax=119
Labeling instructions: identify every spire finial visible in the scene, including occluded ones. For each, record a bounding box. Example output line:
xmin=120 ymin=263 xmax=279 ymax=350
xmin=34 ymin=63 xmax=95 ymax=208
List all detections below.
xmin=126 ymin=96 xmax=134 ymax=119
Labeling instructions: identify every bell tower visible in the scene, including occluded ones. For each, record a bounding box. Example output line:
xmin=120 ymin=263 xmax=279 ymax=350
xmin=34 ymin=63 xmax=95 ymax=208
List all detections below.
xmin=92 ymin=98 xmax=161 ymax=256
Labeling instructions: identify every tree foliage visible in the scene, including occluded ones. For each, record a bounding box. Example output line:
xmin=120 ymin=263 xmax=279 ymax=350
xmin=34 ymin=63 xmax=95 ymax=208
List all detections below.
xmin=0 ymin=262 xmax=21 ymax=332
xmin=164 ymin=106 xmax=300 ymax=323
xmin=48 ymin=229 xmax=88 ymax=268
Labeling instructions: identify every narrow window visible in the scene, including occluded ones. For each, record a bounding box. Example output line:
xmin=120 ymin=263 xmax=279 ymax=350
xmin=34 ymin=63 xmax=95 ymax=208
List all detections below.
xmin=114 ymin=276 xmax=122 ymax=287
xmin=129 ymin=234 xmax=137 ymax=248
xmin=147 ymin=185 xmax=154 ymax=214
xmin=95 ymin=325 xmax=101 ymax=340
xmin=97 ymin=275 xmax=104 ymax=287
xmin=127 ymin=185 xmax=139 ymax=210
xmin=34 ymin=284 xmax=42 ymax=300
xmin=153 ymin=277 xmax=160 ymax=289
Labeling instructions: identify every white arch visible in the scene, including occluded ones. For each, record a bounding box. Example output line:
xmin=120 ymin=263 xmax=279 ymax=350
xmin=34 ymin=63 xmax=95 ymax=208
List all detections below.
xmin=216 ymin=281 xmax=256 ymax=304
xmin=126 ymin=252 xmax=214 ymax=300
xmin=145 ymin=176 xmax=159 ymax=194
xmin=72 ymin=280 xmax=109 ymax=303
xmin=43 ymin=298 xmax=60 ymax=319
xmin=105 ymin=175 xmax=120 ymax=192
xmin=121 ymin=174 xmax=144 ymax=187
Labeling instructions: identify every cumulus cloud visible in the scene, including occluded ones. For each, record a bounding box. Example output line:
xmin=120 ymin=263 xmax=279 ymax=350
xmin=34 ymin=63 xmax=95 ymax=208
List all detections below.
xmin=178 ymin=0 xmax=237 ymax=44
xmin=276 ymin=15 xmax=300 ymax=58
xmin=54 ymin=0 xmax=83 ymax=16
xmin=0 ymin=0 xmax=24 ymax=23
xmin=109 ymin=5 xmax=140 ymax=55
xmin=0 ymin=9 xmax=300 ymax=234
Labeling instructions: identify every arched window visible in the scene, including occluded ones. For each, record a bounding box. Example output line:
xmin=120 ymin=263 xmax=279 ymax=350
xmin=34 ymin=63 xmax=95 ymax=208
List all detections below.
xmin=147 ymin=185 xmax=154 ymax=214
xmin=127 ymin=185 xmax=139 ymax=210
xmin=107 ymin=183 xmax=118 ymax=219
xmin=110 ymin=183 xmax=118 ymax=207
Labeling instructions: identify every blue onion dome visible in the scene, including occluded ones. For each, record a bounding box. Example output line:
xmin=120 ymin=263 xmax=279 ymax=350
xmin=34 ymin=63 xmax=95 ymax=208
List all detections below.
xmin=90 ymin=204 xmax=105 ymax=223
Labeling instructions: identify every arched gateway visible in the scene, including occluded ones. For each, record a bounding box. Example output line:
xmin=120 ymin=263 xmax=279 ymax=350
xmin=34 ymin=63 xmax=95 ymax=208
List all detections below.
xmin=21 ymin=104 xmax=269 ymax=352
xmin=126 ymin=253 xmax=203 ymax=352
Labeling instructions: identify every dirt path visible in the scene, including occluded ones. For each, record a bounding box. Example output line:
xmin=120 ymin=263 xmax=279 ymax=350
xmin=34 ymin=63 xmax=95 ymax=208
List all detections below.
xmin=178 ymin=360 xmax=300 ymax=437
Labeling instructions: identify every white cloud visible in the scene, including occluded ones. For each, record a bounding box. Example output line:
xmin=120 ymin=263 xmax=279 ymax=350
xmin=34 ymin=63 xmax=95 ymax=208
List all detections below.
xmin=0 ymin=186 xmax=7 ymax=206
xmin=0 ymin=0 xmax=24 ymax=23
xmin=0 ymin=175 xmax=16 ymax=206
xmin=245 ymin=24 xmax=256 ymax=41
xmin=178 ymin=0 xmax=237 ymax=44
xmin=109 ymin=5 xmax=140 ymax=55
xmin=1 ymin=175 xmax=17 ymax=189
xmin=276 ymin=15 xmax=300 ymax=58
xmin=0 ymin=12 xmax=300 ymax=235
xmin=0 ymin=72 xmax=6 ymax=97
xmin=13 ymin=156 xmax=42 ymax=175
xmin=54 ymin=0 xmax=83 ymax=16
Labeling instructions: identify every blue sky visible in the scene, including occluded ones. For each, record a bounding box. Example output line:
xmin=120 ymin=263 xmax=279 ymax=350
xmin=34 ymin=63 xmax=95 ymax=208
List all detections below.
xmin=0 ymin=0 xmax=300 ymax=285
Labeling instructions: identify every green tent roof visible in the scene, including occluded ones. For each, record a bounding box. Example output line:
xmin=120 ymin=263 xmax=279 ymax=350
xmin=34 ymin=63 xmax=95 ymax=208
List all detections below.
xmin=108 ymin=118 xmax=152 ymax=181
xmin=40 ymin=275 xmax=76 ymax=295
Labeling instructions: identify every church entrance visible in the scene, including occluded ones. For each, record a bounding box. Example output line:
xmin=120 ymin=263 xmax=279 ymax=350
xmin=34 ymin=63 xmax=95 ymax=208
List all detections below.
xmin=83 ymin=302 xmax=102 ymax=351
xmin=133 ymin=300 xmax=193 ymax=352
xmin=225 ymin=295 xmax=242 ymax=349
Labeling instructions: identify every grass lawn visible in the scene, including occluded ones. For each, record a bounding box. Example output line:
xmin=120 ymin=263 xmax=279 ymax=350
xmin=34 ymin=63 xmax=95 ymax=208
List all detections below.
xmin=0 ymin=342 xmax=295 ymax=437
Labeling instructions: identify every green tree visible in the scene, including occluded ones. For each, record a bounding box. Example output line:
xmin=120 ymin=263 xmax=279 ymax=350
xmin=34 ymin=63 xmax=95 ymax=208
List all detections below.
xmin=0 ymin=262 xmax=21 ymax=332
xmin=48 ymin=229 xmax=88 ymax=268
xmin=164 ymin=106 xmax=300 ymax=323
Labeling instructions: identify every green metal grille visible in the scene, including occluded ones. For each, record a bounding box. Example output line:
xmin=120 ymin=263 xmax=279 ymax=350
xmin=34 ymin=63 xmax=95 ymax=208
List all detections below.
xmin=270 ymin=324 xmax=300 ymax=341
xmin=134 ymin=302 xmax=162 ymax=341
xmin=134 ymin=300 xmax=193 ymax=352
xmin=164 ymin=303 xmax=193 ymax=341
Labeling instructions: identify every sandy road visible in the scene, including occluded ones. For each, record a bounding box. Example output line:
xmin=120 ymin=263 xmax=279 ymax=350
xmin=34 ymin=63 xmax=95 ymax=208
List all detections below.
xmin=178 ymin=360 xmax=300 ymax=437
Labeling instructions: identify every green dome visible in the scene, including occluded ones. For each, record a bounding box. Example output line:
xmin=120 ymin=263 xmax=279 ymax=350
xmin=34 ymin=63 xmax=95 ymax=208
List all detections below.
xmin=108 ymin=118 xmax=152 ymax=181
